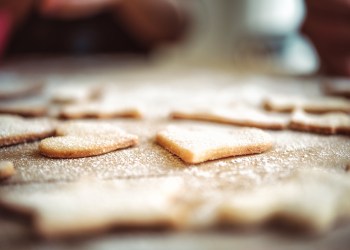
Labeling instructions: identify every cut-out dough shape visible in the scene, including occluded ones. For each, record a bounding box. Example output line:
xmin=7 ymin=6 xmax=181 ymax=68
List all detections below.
xmin=0 ymin=98 xmax=47 ymax=117
xmin=59 ymin=101 xmax=142 ymax=119
xmin=39 ymin=121 xmax=138 ymax=158
xmin=0 ymin=161 xmax=15 ymax=179
xmin=0 ymin=82 xmax=44 ymax=100
xmin=156 ymin=125 xmax=273 ymax=164
xmin=0 ymin=115 xmax=56 ymax=147
xmin=263 ymin=95 xmax=350 ymax=114
xmin=217 ymin=170 xmax=350 ymax=232
xmin=50 ymin=85 xmax=99 ymax=104
xmin=0 ymin=177 xmax=185 ymax=238
xmin=171 ymin=106 xmax=289 ymax=130
xmin=323 ymin=78 xmax=350 ymax=98
xmin=289 ymin=110 xmax=350 ymax=135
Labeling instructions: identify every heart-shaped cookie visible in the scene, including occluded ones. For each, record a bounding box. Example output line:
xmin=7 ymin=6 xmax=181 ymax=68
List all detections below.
xmin=39 ymin=121 xmax=138 ymax=158
xmin=156 ymin=125 xmax=273 ymax=164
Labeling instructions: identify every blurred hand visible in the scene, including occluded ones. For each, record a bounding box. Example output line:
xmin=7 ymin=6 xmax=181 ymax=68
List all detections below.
xmin=1 ymin=0 xmax=187 ymax=49
xmin=302 ymin=0 xmax=350 ymax=76
xmin=39 ymin=0 xmax=187 ymax=46
xmin=39 ymin=0 xmax=121 ymax=19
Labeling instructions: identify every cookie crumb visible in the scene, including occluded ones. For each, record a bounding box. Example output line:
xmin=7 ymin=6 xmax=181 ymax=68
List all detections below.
xmin=0 ymin=161 xmax=15 ymax=179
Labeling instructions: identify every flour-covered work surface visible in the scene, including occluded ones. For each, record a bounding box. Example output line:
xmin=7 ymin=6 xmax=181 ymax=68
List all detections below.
xmin=0 ymin=61 xmax=350 ymax=249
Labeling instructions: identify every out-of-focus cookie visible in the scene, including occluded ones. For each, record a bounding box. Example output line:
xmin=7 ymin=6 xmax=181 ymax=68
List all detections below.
xmin=218 ymin=169 xmax=350 ymax=232
xmin=171 ymin=106 xmax=289 ymax=130
xmin=0 ymin=82 xmax=44 ymax=100
xmin=55 ymin=121 xmax=127 ymax=136
xmin=0 ymin=177 xmax=186 ymax=238
xmin=0 ymin=98 xmax=48 ymax=117
xmin=0 ymin=115 xmax=56 ymax=147
xmin=0 ymin=161 xmax=15 ymax=179
xmin=50 ymin=85 xmax=100 ymax=104
xmin=263 ymin=95 xmax=350 ymax=114
xmin=323 ymin=78 xmax=350 ymax=98
xmin=59 ymin=101 xmax=143 ymax=119
xmin=156 ymin=125 xmax=273 ymax=164
xmin=289 ymin=109 xmax=350 ymax=135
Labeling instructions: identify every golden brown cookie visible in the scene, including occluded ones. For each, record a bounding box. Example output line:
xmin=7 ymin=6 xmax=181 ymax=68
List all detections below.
xmin=0 ymin=115 xmax=56 ymax=147
xmin=156 ymin=125 xmax=273 ymax=164
xmin=289 ymin=110 xmax=350 ymax=135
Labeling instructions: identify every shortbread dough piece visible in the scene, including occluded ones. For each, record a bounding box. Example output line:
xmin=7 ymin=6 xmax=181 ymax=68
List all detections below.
xmin=263 ymin=95 xmax=350 ymax=114
xmin=39 ymin=134 xmax=138 ymax=158
xmin=0 ymin=82 xmax=44 ymax=100
xmin=50 ymin=85 xmax=99 ymax=104
xmin=0 ymin=98 xmax=47 ymax=117
xmin=55 ymin=121 xmax=128 ymax=136
xmin=156 ymin=125 xmax=273 ymax=164
xmin=59 ymin=101 xmax=142 ymax=119
xmin=218 ymin=170 xmax=350 ymax=232
xmin=323 ymin=78 xmax=350 ymax=98
xmin=0 ymin=177 xmax=186 ymax=238
xmin=0 ymin=161 xmax=15 ymax=179
xmin=289 ymin=110 xmax=350 ymax=135
xmin=0 ymin=115 xmax=56 ymax=147
xmin=171 ymin=106 xmax=289 ymax=130
xmin=40 ymin=121 xmax=138 ymax=158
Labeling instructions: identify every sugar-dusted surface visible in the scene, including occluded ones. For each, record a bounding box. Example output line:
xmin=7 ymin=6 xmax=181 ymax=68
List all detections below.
xmin=0 ymin=119 xmax=349 ymax=189
xmin=1 ymin=63 xmax=350 ymax=246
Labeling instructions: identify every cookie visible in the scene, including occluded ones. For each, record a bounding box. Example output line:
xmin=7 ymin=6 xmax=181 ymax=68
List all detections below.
xmin=289 ymin=109 xmax=350 ymax=135
xmin=0 ymin=82 xmax=44 ymax=100
xmin=39 ymin=121 xmax=138 ymax=158
xmin=50 ymin=85 xmax=99 ymax=104
xmin=323 ymin=78 xmax=350 ymax=98
xmin=0 ymin=115 xmax=56 ymax=147
xmin=171 ymin=106 xmax=289 ymax=130
xmin=55 ymin=121 xmax=128 ymax=136
xmin=156 ymin=125 xmax=273 ymax=164
xmin=59 ymin=101 xmax=143 ymax=119
xmin=0 ymin=177 xmax=185 ymax=238
xmin=218 ymin=170 xmax=350 ymax=232
xmin=0 ymin=98 xmax=48 ymax=117
xmin=263 ymin=95 xmax=350 ymax=114
xmin=0 ymin=161 xmax=15 ymax=179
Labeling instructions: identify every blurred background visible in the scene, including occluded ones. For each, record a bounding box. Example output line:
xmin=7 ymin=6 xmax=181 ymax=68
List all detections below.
xmin=0 ymin=0 xmax=318 ymax=75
